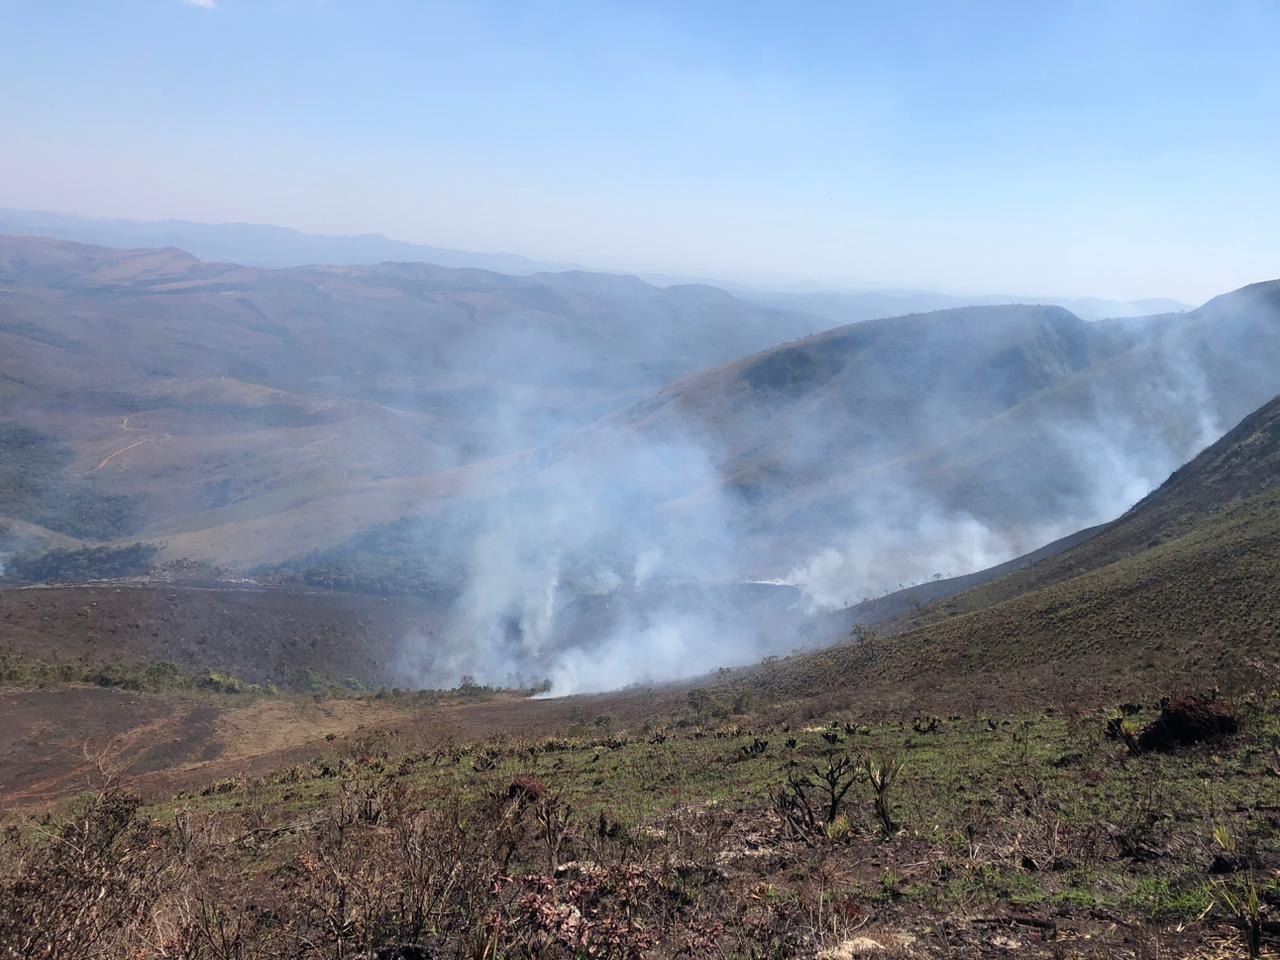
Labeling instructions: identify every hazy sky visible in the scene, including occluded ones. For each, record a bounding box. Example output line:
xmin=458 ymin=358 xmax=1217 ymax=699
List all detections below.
xmin=2 ymin=0 xmax=1278 ymax=302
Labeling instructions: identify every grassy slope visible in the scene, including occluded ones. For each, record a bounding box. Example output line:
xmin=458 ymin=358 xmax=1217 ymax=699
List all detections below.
xmin=0 ymin=581 xmax=445 ymax=691
xmin=6 ymin=683 xmax=1274 ymax=956
xmin=737 ymin=397 xmax=1280 ymax=714
xmin=908 ymin=392 xmax=1280 ymax=626
xmin=7 ymin=463 xmax=1274 ymax=952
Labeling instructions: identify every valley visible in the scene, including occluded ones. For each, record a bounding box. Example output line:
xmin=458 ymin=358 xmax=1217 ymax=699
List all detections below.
xmin=7 ymin=7 xmax=1280 ymax=957
xmin=5 ymin=235 xmax=1280 ymax=693
xmin=1 ymin=234 xmax=1277 ymax=958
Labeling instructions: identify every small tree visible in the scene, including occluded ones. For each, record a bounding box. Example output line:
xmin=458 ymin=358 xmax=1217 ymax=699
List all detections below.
xmin=774 ymin=752 xmax=860 ymax=843
xmin=686 ymin=687 xmax=718 ymax=719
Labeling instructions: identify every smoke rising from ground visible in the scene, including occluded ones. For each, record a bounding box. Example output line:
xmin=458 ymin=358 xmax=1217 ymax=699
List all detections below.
xmin=391 ymin=295 xmax=1276 ymax=695
xmin=396 ymin=422 xmax=755 ymax=693
xmin=784 ymin=326 xmax=1232 ymax=608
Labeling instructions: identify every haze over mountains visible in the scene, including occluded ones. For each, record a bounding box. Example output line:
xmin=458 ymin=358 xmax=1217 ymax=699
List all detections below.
xmin=736 ymin=287 xmax=1187 ymax=325
xmin=0 ymin=233 xmax=813 ymax=557
xmin=2 ymin=229 xmax=1278 ymax=692
xmin=627 ymin=281 xmax=1280 ymax=603
xmin=0 ymin=207 xmax=582 ymax=276
xmin=1 ymin=208 xmax=1183 ymax=320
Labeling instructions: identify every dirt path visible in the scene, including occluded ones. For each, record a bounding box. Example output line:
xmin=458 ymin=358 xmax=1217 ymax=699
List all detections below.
xmin=94 ymin=413 xmax=175 ymax=470
xmin=95 ymin=437 xmax=155 ymax=471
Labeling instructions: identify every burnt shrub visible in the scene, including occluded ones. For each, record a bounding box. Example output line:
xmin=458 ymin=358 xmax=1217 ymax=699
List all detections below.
xmin=0 ymin=789 xmax=167 ymax=958
xmin=1137 ymin=696 xmax=1239 ymax=751
xmin=506 ymin=774 xmax=548 ymax=806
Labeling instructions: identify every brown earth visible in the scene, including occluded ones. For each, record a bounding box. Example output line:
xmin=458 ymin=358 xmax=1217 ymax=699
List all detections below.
xmin=0 ymin=685 xmax=415 ymax=806
xmin=0 ymin=682 xmax=686 ymax=808
xmin=0 ymin=580 xmax=445 ymax=689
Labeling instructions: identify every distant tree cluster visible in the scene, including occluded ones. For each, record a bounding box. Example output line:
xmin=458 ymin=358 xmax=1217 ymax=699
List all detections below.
xmin=9 ymin=542 xmax=158 ymax=582
xmin=257 ymin=514 xmax=468 ymax=597
xmin=264 ymin=557 xmax=448 ymax=597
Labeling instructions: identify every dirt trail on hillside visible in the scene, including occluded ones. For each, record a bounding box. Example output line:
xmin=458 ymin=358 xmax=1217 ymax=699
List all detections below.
xmin=95 ymin=435 xmax=170 ymax=470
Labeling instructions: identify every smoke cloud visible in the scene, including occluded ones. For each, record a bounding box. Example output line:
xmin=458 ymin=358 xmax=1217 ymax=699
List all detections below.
xmin=390 ymin=295 xmax=1276 ymax=696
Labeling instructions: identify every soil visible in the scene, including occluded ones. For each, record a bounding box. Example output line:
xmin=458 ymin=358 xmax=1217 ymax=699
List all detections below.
xmin=0 ymin=679 xmax=686 ymax=808
xmin=0 ymin=579 xmax=446 ymax=689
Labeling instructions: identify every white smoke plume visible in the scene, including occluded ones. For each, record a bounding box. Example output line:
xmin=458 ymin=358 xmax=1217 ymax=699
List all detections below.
xmin=392 ymin=294 xmax=1276 ymax=695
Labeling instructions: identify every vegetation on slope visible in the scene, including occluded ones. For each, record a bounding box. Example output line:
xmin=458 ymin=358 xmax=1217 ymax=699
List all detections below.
xmin=0 ymin=422 xmax=143 ymax=539
xmin=0 ymin=649 xmax=265 ymax=695
xmin=1 ymin=689 xmax=1276 ymax=958
xmin=257 ymin=514 xmax=468 ymax=597
xmin=733 ymin=482 xmax=1280 ymax=717
xmin=8 ymin=542 xmax=158 ymax=582
xmin=898 ymin=392 xmax=1280 ymax=628
xmin=0 ymin=581 xmax=439 ymax=691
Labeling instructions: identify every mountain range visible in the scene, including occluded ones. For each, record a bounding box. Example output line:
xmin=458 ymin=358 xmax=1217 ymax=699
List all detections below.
xmin=0 ymin=234 xmax=813 ymax=565
xmin=0 ymin=207 xmax=582 ymax=275
xmin=1 ymin=207 xmax=1185 ymax=320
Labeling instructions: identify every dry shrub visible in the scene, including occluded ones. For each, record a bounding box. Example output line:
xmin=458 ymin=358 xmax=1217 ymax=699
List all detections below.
xmin=775 ymin=753 xmax=860 ymax=843
xmin=506 ymin=774 xmax=548 ymax=806
xmin=0 ymin=789 xmax=169 ymax=960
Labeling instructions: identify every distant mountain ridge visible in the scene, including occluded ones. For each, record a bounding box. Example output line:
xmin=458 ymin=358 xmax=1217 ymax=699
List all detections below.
xmin=0 ymin=207 xmax=584 ymax=275
xmin=1 ymin=207 xmax=1184 ymax=321
xmin=737 ymin=287 xmax=1187 ymax=325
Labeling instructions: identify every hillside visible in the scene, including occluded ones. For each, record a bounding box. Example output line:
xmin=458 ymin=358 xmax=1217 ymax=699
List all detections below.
xmin=910 ymin=389 xmax=1280 ymax=622
xmin=4 ymin=321 xmax=1279 ymax=960
xmin=0 ymin=234 xmax=816 ymax=562
xmin=0 ymin=580 xmax=441 ymax=691
xmin=602 ymin=280 xmax=1280 ymax=598
xmin=734 ymin=394 xmax=1280 ymax=713
xmin=2 ymin=402 xmax=1276 ymax=956
xmin=812 ymin=389 xmax=1280 ymax=636
xmin=741 ymin=285 xmax=1186 ymax=324
xmin=5 ymin=235 xmax=1280 ymax=693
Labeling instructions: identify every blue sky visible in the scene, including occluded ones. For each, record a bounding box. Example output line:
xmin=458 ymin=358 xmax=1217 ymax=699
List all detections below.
xmin=2 ymin=0 xmax=1278 ymax=301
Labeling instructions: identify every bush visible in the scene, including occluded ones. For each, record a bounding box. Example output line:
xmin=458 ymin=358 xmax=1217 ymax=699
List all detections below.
xmin=774 ymin=752 xmax=860 ymax=843
xmin=0 ymin=650 xmax=267 ymax=695
xmin=0 ymin=789 xmax=167 ymax=958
